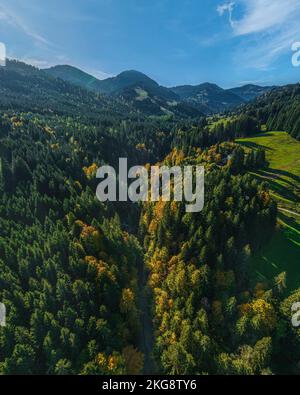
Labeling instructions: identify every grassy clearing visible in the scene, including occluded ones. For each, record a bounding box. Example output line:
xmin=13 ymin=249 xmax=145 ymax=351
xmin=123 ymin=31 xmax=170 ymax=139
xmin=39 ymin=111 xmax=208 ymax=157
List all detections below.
xmin=207 ymin=116 xmax=236 ymax=131
xmin=236 ymin=131 xmax=300 ymax=210
xmin=250 ymin=213 xmax=300 ymax=292
xmin=236 ymin=132 xmax=300 ymax=292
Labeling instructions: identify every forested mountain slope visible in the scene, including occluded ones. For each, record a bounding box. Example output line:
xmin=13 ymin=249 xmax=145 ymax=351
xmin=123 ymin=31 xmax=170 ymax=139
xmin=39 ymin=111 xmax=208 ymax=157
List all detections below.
xmin=0 ymin=60 xmax=300 ymax=375
xmin=228 ymin=85 xmax=273 ymax=102
xmin=46 ymin=64 xmax=271 ymax=115
xmin=44 ymin=65 xmax=104 ymax=92
xmin=171 ymin=83 xmax=245 ymax=114
xmin=45 ymin=67 xmax=203 ymax=118
xmin=0 ymin=60 xmax=134 ymax=119
xmin=244 ymin=83 xmax=300 ymax=140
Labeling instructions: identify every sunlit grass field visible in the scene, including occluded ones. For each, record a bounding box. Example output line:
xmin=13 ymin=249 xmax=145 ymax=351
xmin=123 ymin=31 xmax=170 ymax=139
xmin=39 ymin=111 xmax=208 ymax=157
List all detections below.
xmin=250 ymin=213 xmax=300 ymax=292
xmin=236 ymin=131 xmax=300 ymax=292
xmin=236 ymin=131 xmax=300 ymax=210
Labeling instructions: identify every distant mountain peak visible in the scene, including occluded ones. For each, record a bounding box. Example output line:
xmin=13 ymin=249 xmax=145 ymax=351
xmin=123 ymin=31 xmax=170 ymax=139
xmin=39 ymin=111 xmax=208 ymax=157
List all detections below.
xmin=43 ymin=62 xmax=274 ymax=115
xmin=118 ymin=69 xmax=151 ymax=78
xmin=228 ymin=84 xmax=275 ymax=102
xmin=45 ymin=65 xmax=99 ymax=90
xmin=100 ymin=70 xmax=160 ymax=93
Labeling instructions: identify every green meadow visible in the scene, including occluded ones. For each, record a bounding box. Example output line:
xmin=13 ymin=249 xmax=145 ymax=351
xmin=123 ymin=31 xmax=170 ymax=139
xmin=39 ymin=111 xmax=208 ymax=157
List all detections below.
xmin=236 ymin=131 xmax=300 ymax=211
xmin=236 ymin=131 xmax=300 ymax=291
xmin=250 ymin=213 xmax=300 ymax=292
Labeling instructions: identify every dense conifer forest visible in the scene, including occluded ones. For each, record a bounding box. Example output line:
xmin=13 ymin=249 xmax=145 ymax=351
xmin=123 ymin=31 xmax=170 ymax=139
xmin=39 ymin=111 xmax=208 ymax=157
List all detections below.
xmin=0 ymin=61 xmax=300 ymax=375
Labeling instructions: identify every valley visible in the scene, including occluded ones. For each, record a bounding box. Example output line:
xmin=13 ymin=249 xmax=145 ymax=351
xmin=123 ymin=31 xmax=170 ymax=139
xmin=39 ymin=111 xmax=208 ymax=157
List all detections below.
xmin=0 ymin=59 xmax=300 ymax=375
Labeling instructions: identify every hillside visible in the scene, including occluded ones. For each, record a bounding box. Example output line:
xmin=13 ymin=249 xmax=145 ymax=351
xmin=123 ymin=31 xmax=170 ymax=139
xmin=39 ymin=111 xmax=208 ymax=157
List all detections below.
xmin=1 ymin=58 xmax=300 ymax=376
xmin=46 ymin=67 xmax=202 ymax=118
xmin=46 ymin=65 xmax=271 ymax=115
xmin=244 ymin=83 xmax=300 ymax=140
xmin=0 ymin=60 xmax=133 ymax=119
xmin=46 ymin=67 xmax=173 ymax=98
xmin=98 ymin=70 xmax=176 ymax=98
xmin=250 ymin=212 xmax=300 ymax=293
xmin=236 ymin=131 xmax=300 ymax=293
xmin=236 ymin=131 xmax=300 ymax=211
xmin=44 ymin=65 xmax=103 ymax=92
xmin=228 ymin=84 xmax=273 ymax=102
xmin=171 ymin=82 xmax=245 ymax=113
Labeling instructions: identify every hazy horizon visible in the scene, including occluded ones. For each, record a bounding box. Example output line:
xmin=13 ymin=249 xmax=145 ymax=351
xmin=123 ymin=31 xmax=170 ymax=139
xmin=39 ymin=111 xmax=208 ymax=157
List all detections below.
xmin=1 ymin=0 xmax=300 ymax=88
xmin=7 ymin=56 xmax=291 ymax=90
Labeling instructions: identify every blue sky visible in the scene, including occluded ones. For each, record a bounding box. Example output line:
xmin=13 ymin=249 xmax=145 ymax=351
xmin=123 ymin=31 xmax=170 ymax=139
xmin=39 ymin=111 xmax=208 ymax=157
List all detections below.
xmin=0 ymin=0 xmax=300 ymax=87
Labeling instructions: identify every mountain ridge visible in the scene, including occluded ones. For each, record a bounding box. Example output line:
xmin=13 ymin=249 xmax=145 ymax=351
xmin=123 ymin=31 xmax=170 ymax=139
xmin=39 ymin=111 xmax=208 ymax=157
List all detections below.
xmin=45 ymin=64 xmax=274 ymax=114
xmin=45 ymin=65 xmax=202 ymax=117
xmin=170 ymin=82 xmax=246 ymax=113
xmin=228 ymin=84 xmax=275 ymax=102
xmin=0 ymin=60 xmax=202 ymax=119
xmin=0 ymin=60 xmax=134 ymax=118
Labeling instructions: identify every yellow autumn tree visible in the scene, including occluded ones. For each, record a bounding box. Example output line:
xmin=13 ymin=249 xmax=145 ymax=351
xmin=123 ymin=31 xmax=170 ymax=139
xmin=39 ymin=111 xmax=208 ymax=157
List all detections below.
xmin=83 ymin=163 xmax=98 ymax=179
xmin=120 ymin=288 xmax=135 ymax=314
xmin=96 ymin=352 xmax=124 ymax=374
xmin=251 ymin=299 xmax=276 ymax=332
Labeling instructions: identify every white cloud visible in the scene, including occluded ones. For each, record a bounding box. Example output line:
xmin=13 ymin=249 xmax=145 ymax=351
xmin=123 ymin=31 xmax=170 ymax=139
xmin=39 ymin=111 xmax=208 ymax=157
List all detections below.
xmin=230 ymin=0 xmax=300 ymax=36
xmin=217 ymin=0 xmax=300 ymax=69
xmin=0 ymin=4 xmax=51 ymax=46
xmin=217 ymin=2 xmax=235 ymax=29
xmin=217 ymin=2 xmax=235 ymax=18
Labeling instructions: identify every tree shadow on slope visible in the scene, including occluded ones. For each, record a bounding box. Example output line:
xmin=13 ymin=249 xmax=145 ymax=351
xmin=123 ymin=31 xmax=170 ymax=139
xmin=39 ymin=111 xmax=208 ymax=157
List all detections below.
xmin=237 ymin=140 xmax=273 ymax=152
xmin=251 ymin=212 xmax=300 ymax=293
xmin=253 ymin=172 xmax=300 ymax=203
